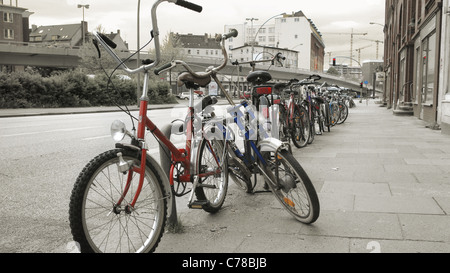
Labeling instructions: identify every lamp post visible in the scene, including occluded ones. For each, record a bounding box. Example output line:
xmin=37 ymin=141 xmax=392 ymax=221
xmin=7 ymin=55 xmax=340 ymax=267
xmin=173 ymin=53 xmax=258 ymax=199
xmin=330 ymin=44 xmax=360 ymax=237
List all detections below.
xmin=370 ymin=22 xmax=384 ymax=27
xmin=246 ymin=17 xmax=259 ymax=60
xmin=248 ymin=13 xmax=287 ymax=61
xmin=77 ymin=4 xmax=89 ymax=45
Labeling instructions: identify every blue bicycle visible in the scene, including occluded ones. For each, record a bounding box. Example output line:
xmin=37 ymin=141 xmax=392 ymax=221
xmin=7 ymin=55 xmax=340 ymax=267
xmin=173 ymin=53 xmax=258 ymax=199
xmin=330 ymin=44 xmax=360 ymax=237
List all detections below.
xmin=201 ymin=59 xmax=320 ymax=224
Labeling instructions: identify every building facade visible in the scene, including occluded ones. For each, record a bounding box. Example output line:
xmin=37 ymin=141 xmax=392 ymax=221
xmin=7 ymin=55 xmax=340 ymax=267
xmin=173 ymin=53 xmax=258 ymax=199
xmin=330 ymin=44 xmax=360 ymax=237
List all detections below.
xmin=0 ymin=0 xmax=32 ymax=44
xmin=438 ymin=0 xmax=450 ymax=134
xmin=384 ymin=0 xmax=450 ymax=133
xmin=224 ymin=11 xmax=325 ymax=72
xmin=171 ymin=32 xmax=222 ymax=59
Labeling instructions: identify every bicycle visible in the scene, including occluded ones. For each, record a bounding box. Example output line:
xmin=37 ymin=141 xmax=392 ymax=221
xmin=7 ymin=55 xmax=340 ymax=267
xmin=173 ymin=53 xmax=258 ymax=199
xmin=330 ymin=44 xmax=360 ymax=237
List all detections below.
xmin=273 ymin=80 xmax=310 ymax=148
xmin=158 ymin=39 xmax=319 ymax=223
xmin=69 ymin=0 xmax=229 ymax=253
xmin=291 ymin=74 xmax=323 ymax=144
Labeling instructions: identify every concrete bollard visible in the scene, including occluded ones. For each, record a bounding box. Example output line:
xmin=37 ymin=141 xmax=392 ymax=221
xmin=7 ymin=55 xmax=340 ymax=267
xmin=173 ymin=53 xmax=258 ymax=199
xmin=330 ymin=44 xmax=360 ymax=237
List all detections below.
xmin=159 ymin=123 xmax=178 ymax=226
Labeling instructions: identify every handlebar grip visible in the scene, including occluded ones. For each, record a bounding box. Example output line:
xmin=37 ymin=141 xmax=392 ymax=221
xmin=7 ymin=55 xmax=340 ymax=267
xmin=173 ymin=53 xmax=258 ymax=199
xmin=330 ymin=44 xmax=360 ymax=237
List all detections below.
xmin=223 ymin=29 xmax=239 ymax=39
xmin=154 ymin=62 xmax=173 ymax=75
xmin=175 ymin=0 xmax=203 ymax=13
xmin=277 ymin=53 xmax=286 ymax=60
xmin=98 ymin=33 xmax=117 ymax=49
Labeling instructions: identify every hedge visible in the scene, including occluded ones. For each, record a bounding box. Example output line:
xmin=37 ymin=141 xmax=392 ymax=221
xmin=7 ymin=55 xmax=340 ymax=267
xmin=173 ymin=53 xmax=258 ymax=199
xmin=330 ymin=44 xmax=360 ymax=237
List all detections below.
xmin=0 ymin=69 xmax=176 ymax=108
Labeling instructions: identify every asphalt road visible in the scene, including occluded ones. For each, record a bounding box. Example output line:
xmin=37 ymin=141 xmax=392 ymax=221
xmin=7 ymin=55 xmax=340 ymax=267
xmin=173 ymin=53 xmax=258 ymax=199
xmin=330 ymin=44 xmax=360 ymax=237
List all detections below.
xmin=0 ymin=107 xmax=192 ymax=252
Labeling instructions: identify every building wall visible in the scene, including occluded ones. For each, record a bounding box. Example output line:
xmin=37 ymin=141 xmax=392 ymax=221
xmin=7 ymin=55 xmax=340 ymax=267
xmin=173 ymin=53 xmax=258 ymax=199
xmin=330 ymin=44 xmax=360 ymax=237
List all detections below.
xmin=439 ymin=0 xmax=450 ymax=134
xmin=384 ymin=0 xmax=444 ymax=127
xmin=0 ymin=4 xmax=27 ymax=43
xmin=224 ymin=11 xmax=325 ymax=72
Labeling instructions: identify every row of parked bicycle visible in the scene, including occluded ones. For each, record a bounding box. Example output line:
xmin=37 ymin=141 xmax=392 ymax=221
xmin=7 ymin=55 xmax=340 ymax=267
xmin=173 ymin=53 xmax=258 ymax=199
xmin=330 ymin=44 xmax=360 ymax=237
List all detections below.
xmin=237 ymin=66 xmax=356 ymax=151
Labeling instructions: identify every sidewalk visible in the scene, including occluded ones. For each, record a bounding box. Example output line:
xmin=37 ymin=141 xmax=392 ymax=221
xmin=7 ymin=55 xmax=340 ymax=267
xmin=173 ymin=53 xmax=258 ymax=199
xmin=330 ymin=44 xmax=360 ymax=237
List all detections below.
xmin=154 ymin=100 xmax=450 ymax=253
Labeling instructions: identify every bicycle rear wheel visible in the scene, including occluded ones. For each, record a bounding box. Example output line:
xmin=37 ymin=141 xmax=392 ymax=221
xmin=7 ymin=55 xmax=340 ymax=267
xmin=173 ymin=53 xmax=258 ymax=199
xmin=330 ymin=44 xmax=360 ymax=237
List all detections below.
xmin=330 ymin=102 xmax=340 ymax=127
xmin=337 ymin=102 xmax=348 ymax=124
xmin=260 ymin=150 xmax=320 ymax=224
xmin=195 ymin=139 xmax=228 ymax=213
xmin=291 ymin=105 xmax=310 ymax=148
xmin=69 ymin=149 xmax=167 ymax=253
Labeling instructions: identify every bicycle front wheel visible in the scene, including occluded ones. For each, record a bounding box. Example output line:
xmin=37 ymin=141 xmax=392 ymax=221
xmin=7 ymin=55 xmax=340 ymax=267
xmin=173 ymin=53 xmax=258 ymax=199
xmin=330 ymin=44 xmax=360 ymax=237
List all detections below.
xmin=260 ymin=150 xmax=320 ymax=224
xmin=69 ymin=149 xmax=167 ymax=253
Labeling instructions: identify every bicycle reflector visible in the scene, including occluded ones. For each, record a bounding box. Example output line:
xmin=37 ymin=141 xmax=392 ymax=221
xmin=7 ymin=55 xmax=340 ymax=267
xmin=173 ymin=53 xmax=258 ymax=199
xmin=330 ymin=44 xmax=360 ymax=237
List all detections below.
xmin=111 ymin=120 xmax=127 ymax=142
xmin=255 ymin=86 xmax=272 ymax=95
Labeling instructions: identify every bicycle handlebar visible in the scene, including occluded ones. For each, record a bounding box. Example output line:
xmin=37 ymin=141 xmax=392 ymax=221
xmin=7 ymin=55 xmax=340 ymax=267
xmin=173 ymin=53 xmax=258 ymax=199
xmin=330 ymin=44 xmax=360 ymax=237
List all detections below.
xmin=92 ymin=0 xmax=203 ymax=75
xmin=175 ymin=0 xmax=202 ymax=12
xmin=232 ymin=52 xmax=285 ymax=69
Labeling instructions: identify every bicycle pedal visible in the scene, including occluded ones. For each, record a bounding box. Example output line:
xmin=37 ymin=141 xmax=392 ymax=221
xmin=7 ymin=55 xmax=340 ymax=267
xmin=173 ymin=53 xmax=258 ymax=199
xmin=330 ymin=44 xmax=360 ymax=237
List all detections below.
xmin=197 ymin=183 xmax=217 ymax=189
xmin=189 ymin=200 xmax=210 ymax=209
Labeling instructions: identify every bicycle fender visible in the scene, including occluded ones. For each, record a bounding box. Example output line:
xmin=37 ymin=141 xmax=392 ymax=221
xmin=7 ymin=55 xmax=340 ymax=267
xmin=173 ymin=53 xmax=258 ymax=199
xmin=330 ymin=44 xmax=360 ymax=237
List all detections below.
xmin=115 ymin=143 xmax=174 ymax=217
xmin=257 ymin=138 xmax=292 ymax=154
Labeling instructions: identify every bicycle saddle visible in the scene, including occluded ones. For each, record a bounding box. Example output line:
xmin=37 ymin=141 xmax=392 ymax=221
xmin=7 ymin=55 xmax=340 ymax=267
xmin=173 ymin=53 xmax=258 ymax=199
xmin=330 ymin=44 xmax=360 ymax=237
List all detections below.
xmin=177 ymin=71 xmax=212 ymax=88
xmin=246 ymin=71 xmax=272 ymax=85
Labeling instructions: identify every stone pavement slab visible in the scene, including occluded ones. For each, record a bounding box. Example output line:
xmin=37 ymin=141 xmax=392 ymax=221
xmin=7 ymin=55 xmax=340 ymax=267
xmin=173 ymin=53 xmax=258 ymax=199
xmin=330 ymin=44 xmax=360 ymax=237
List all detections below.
xmin=157 ymin=100 xmax=450 ymax=253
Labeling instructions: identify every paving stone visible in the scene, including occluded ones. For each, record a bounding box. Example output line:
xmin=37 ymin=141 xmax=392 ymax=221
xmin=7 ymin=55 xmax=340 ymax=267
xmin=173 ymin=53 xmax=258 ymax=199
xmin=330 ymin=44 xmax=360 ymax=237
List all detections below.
xmin=354 ymin=196 xmax=445 ymax=215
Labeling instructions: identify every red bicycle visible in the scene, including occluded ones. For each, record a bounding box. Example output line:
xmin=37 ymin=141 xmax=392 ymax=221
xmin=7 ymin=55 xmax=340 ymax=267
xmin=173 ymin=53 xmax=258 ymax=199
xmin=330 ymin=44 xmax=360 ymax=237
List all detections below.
xmin=274 ymin=80 xmax=310 ymax=148
xmin=69 ymin=0 xmax=231 ymax=253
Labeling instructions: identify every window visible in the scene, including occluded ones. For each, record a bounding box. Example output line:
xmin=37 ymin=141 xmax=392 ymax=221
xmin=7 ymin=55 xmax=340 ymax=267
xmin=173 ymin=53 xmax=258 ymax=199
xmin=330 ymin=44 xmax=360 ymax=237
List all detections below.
xmin=4 ymin=29 xmax=14 ymax=39
xmin=3 ymin=12 xmax=13 ymax=23
xmin=421 ymin=32 xmax=436 ymax=105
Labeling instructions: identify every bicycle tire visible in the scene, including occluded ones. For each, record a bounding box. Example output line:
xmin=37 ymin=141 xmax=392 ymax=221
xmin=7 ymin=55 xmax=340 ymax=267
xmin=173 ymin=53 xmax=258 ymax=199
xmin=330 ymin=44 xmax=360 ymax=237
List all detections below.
xmin=330 ymin=102 xmax=340 ymax=127
xmin=278 ymin=105 xmax=289 ymax=142
xmin=337 ymin=102 xmax=349 ymax=124
xmin=195 ymin=139 xmax=229 ymax=213
xmin=322 ymin=104 xmax=331 ymax=132
xmin=313 ymin=106 xmax=324 ymax=134
xmin=305 ymin=103 xmax=315 ymax=144
xmin=260 ymin=150 xmax=320 ymax=224
xmin=69 ymin=149 xmax=167 ymax=253
xmin=291 ymin=105 xmax=310 ymax=148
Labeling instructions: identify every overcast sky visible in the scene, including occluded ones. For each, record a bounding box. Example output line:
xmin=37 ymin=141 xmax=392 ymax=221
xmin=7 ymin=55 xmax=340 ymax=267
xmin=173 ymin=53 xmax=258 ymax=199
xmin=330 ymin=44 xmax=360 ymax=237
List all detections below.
xmin=18 ymin=0 xmax=386 ymax=65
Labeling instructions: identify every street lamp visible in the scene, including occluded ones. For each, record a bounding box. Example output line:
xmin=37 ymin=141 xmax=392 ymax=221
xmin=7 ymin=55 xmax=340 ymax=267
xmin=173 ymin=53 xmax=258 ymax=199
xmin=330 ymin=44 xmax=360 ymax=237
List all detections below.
xmin=369 ymin=22 xmax=384 ymax=27
xmin=246 ymin=17 xmax=259 ymax=60
xmin=78 ymin=4 xmax=89 ymax=45
xmin=248 ymin=13 xmax=287 ymax=61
